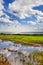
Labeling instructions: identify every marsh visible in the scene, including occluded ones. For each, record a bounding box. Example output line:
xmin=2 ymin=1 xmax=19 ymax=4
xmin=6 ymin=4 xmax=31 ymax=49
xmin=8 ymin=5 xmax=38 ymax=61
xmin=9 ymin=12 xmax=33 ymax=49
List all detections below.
xmin=0 ymin=40 xmax=43 ymax=65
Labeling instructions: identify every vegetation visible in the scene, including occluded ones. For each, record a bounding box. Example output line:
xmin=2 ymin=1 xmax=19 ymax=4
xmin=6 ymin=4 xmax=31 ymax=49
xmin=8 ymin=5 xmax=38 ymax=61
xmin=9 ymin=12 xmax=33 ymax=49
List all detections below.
xmin=0 ymin=54 xmax=11 ymax=65
xmin=16 ymin=51 xmax=43 ymax=65
xmin=0 ymin=34 xmax=43 ymax=65
xmin=0 ymin=34 xmax=43 ymax=45
xmin=28 ymin=52 xmax=43 ymax=65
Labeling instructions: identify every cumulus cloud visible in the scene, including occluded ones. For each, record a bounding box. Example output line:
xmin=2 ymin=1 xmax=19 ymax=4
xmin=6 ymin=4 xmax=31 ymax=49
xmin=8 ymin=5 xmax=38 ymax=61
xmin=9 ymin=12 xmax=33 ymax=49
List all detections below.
xmin=0 ymin=0 xmax=4 ymax=3
xmin=0 ymin=3 xmax=4 ymax=10
xmin=0 ymin=14 xmax=20 ymax=26
xmin=0 ymin=0 xmax=4 ymax=16
xmin=9 ymin=0 xmax=43 ymax=19
xmin=0 ymin=14 xmax=12 ymax=23
xmin=27 ymin=21 xmax=36 ymax=25
xmin=0 ymin=0 xmax=20 ymax=27
xmin=36 ymin=16 xmax=43 ymax=23
xmin=0 ymin=0 xmax=43 ymax=33
xmin=0 ymin=0 xmax=20 ymax=25
xmin=0 ymin=11 xmax=4 ymax=16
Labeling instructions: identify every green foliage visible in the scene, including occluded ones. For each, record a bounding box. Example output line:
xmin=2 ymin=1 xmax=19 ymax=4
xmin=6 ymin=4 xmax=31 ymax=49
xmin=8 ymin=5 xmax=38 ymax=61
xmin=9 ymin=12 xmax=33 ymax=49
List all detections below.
xmin=0 ymin=34 xmax=43 ymax=45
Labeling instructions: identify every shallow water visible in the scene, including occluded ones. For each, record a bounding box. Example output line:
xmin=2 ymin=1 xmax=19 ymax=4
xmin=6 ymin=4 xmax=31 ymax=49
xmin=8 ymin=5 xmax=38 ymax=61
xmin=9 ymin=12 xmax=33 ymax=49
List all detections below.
xmin=0 ymin=41 xmax=43 ymax=65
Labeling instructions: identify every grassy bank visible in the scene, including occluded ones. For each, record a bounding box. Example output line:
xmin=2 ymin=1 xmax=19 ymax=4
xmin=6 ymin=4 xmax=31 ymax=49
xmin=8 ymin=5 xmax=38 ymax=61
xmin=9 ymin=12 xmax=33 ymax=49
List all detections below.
xmin=0 ymin=34 xmax=43 ymax=45
xmin=28 ymin=52 xmax=43 ymax=65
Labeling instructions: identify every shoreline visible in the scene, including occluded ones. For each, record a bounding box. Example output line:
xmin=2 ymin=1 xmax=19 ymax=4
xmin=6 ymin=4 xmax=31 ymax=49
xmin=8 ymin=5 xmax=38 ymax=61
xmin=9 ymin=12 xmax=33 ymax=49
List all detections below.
xmin=0 ymin=39 xmax=43 ymax=47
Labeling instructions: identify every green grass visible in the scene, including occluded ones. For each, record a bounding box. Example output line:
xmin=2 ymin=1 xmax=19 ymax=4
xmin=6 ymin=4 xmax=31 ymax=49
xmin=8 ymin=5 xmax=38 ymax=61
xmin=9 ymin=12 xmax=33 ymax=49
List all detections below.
xmin=28 ymin=52 xmax=43 ymax=65
xmin=0 ymin=34 xmax=43 ymax=45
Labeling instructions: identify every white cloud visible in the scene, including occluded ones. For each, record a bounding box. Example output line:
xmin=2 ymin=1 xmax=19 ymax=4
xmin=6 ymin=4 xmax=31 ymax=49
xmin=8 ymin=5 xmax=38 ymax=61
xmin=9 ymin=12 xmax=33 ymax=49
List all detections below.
xmin=36 ymin=16 xmax=43 ymax=23
xmin=27 ymin=21 xmax=36 ymax=25
xmin=0 ymin=24 xmax=43 ymax=33
xmin=0 ymin=11 xmax=4 ymax=16
xmin=0 ymin=14 xmax=19 ymax=24
xmin=0 ymin=0 xmax=20 ymax=25
xmin=9 ymin=0 xmax=43 ymax=19
xmin=0 ymin=15 xmax=12 ymax=23
xmin=0 ymin=3 xmax=4 ymax=10
xmin=0 ymin=0 xmax=43 ymax=33
xmin=13 ymin=20 xmax=19 ymax=25
xmin=31 ymin=9 xmax=43 ymax=16
xmin=0 ymin=18 xmax=12 ymax=23
xmin=0 ymin=0 xmax=4 ymax=16
xmin=0 ymin=0 xmax=4 ymax=3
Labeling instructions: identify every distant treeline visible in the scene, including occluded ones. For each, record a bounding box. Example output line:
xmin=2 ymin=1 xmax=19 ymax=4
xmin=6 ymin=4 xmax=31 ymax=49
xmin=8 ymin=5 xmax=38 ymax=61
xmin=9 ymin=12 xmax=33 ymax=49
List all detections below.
xmin=0 ymin=33 xmax=43 ymax=36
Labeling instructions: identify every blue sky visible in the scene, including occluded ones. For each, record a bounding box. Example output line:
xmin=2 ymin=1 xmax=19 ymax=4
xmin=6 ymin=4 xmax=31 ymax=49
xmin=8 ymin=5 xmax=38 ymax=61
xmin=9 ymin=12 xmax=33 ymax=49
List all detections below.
xmin=0 ymin=0 xmax=43 ymax=33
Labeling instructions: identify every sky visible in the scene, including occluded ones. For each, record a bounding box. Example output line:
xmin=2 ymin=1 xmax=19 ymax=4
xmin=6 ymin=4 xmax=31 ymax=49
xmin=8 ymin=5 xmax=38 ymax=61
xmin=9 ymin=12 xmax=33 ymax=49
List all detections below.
xmin=0 ymin=0 xmax=43 ymax=34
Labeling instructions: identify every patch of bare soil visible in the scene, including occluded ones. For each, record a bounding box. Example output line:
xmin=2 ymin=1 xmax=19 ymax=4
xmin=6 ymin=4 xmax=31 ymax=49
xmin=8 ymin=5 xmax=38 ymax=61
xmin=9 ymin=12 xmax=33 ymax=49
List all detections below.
xmin=26 ymin=43 xmax=43 ymax=47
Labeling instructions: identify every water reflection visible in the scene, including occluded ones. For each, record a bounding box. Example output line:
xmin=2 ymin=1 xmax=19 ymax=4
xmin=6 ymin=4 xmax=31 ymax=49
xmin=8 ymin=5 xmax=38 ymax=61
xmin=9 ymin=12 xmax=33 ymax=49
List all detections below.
xmin=0 ymin=41 xmax=43 ymax=65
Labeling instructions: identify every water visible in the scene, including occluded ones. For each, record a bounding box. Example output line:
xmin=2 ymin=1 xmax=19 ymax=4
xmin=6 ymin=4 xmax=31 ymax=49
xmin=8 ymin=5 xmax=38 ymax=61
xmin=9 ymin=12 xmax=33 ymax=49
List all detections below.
xmin=0 ymin=40 xmax=43 ymax=65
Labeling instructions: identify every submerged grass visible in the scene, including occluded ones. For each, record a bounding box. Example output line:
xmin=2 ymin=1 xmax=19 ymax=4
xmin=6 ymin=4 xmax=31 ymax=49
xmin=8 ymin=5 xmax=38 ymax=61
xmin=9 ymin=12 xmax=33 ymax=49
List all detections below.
xmin=0 ymin=34 xmax=43 ymax=45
